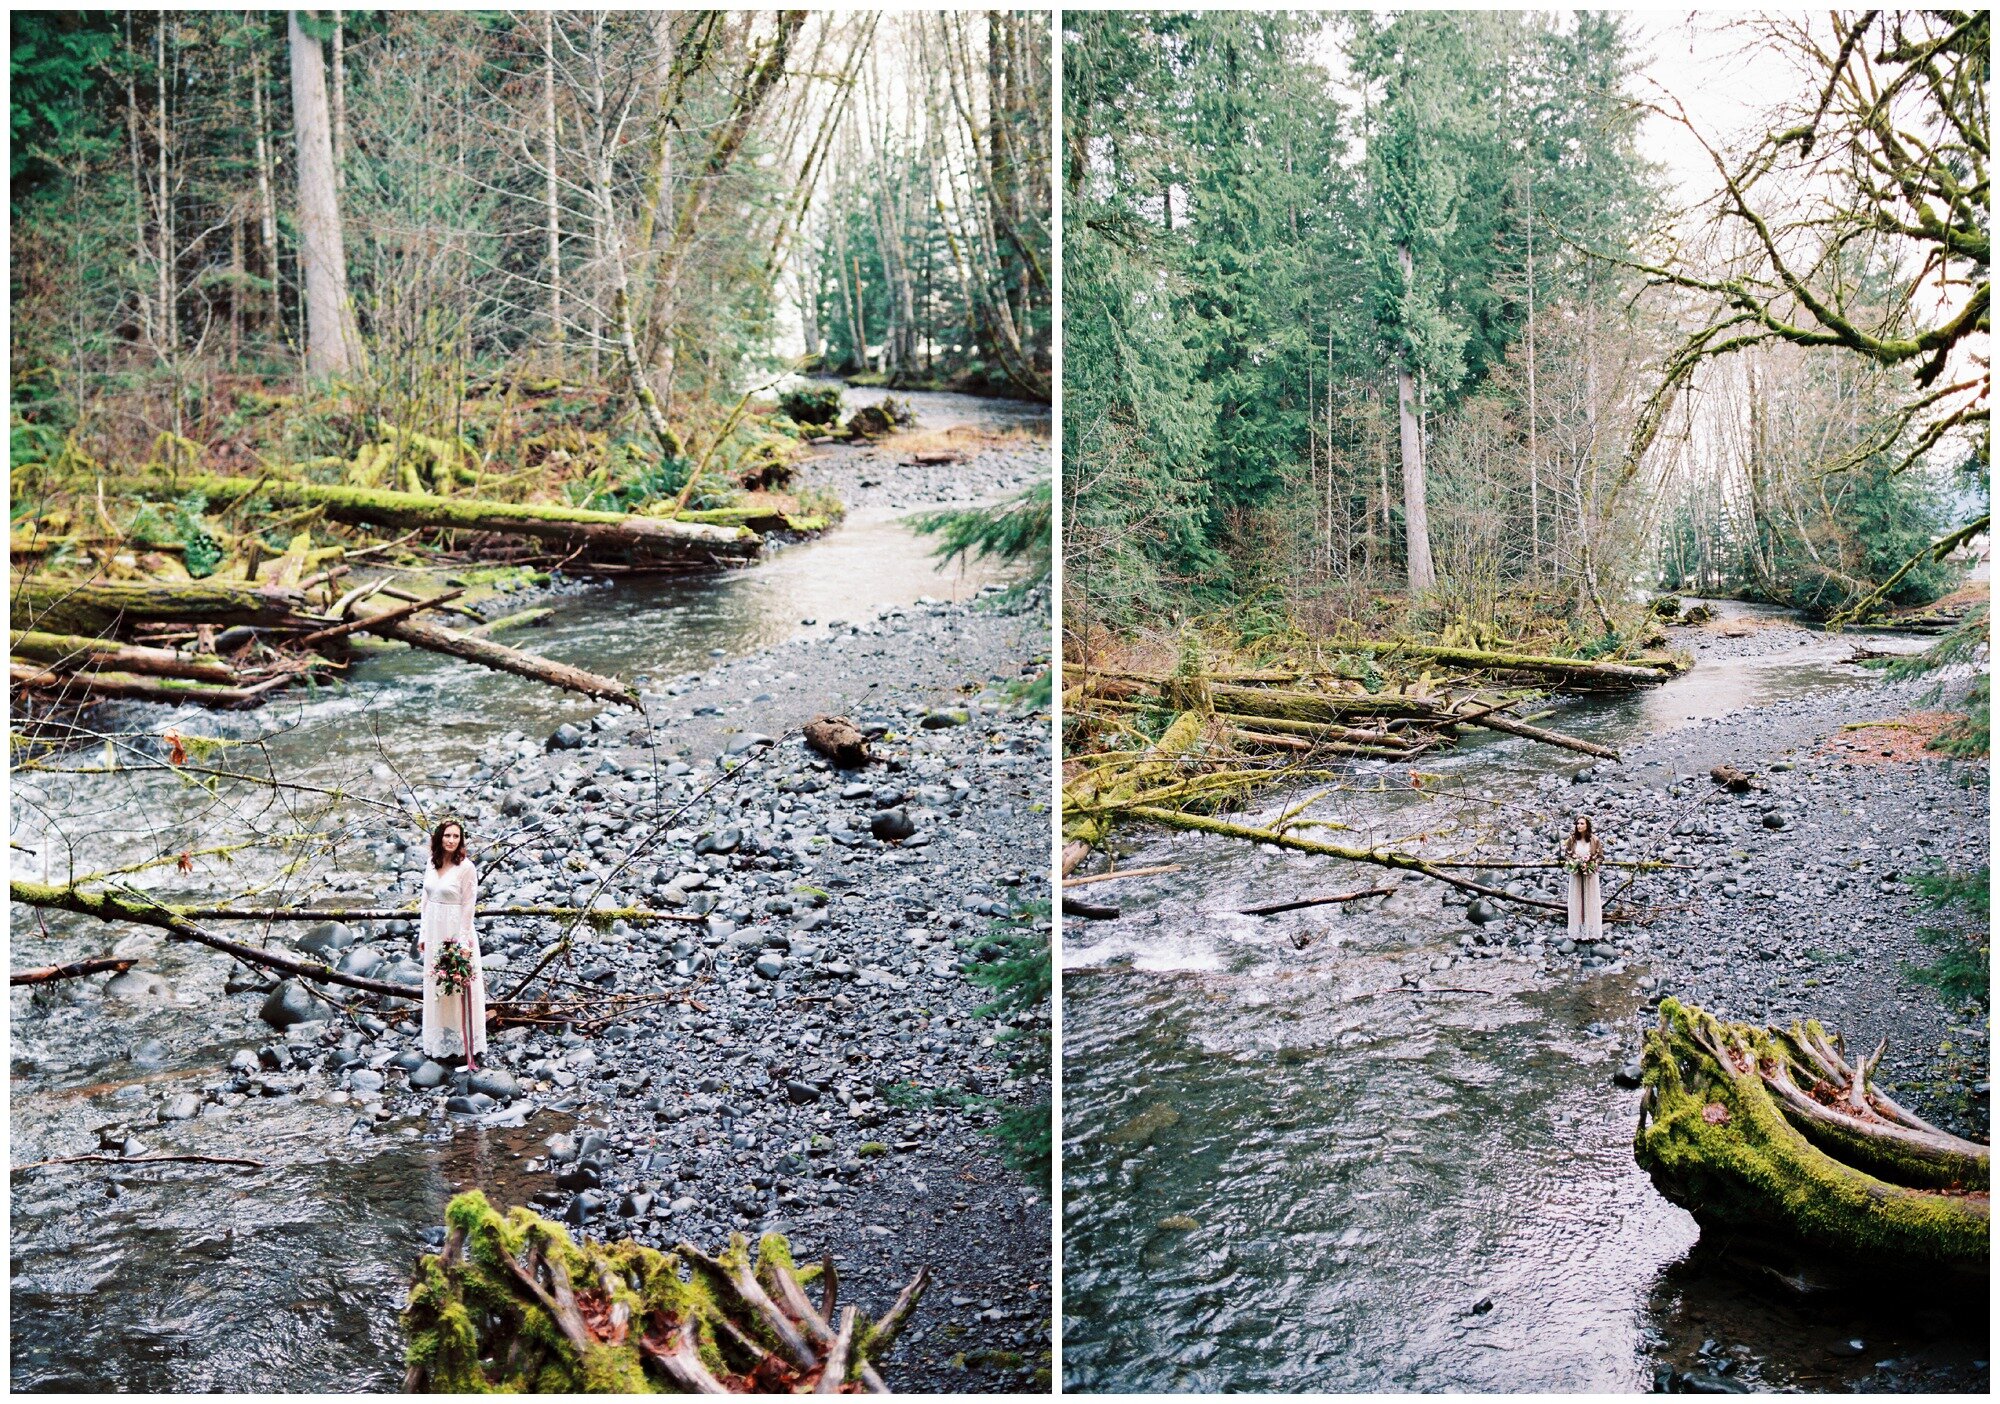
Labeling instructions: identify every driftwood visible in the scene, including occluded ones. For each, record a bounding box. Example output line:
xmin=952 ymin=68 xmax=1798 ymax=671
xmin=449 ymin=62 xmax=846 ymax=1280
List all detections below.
xmin=131 ymin=474 xmax=760 ymax=564
xmin=1636 ymin=998 xmax=1988 ymax=1280
xmin=10 ymin=955 xmax=138 ymax=984
xmin=1237 ymin=885 xmax=1396 ymax=916
xmin=1061 ymin=864 xmax=1182 ymax=889
xmin=1452 ymin=705 xmax=1619 ymax=760
xmin=403 ymin=1191 xmax=927 ymax=1392
xmin=1061 ymin=896 xmax=1119 ymax=920
xmin=1333 ymin=638 xmax=1682 ymax=685
xmin=351 ymin=597 xmax=640 ymax=708
xmin=11 ymin=662 xmax=302 ymax=709
xmin=12 ymin=1152 xmax=265 ymax=1171
xmin=804 ymin=714 xmax=870 ymax=768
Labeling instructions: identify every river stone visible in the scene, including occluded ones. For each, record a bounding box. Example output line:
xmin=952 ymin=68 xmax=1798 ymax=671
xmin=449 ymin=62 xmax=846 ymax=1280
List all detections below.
xmin=724 ymin=732 xmax=775 ymax=756
xmin=468 ymin=1068 xmax=519 ymax=1101
xmin=695 ymin=828 xmax=742 ymax=856
xmin=158 ymin=1092 xmax=201 ymax=1122
xmin=547 ymin=722 xmax=586 ymax=751
xmin=1762 ymin=809 xmax=1790 ymax=830
xmin=565 ymin=1190 xmax=606 ymax=1225
xmin=754 ymin=953 xmax=787 ymax=980
xmin=104 ymin=970 xmax=174 ymax=1002
xmin=349 ymin=1068 xmax=386 ymax=1094
xmin=920 ymin=709 xmax=969 ymax=729
xmin=130 ymin=1038 xmax=172 ymax=1066
xmin=557 ymin=1161 xmax=603 ymax=1191
xmin=228 ymin=1047 xmax=261 ymax=1073
xmin=335 ymin=945 xmax=383 ymax=977
xmin=1466 ymin=898 xmax=1499 ymax=925
xmin=409 ymin=1060 xmax=447 ymax=1088
xmin=259 ymin=979 xmax=331 ymax=1029
xmin=871 ymin=808 xmax=918 ymax=842
xmin=297 ymin=922 xmax=356 ymax=958
xmin=785 ymin=1079 xmax=821 ymax=1104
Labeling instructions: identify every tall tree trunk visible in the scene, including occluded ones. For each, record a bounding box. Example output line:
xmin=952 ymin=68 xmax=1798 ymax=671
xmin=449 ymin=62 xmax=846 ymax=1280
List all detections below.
xmin=124 ymin=15 xmax=153 ymax=349
xmin=1396 ymin=250 xmax=1436 ymax=592
xmin=155 ymin=16 xmax=177 ymax=355
xmin=1524 ymin=166 xmax=1539 ymax=577
xmin=288 ymin=10 xmax=362 ymax=376
xmin=331 ymin=10 xmax=346 ymax=187
xmin=543 ymin=10 xmax=563 ymax=361
xmin=252 ymin=48 xmax=280 ymax=339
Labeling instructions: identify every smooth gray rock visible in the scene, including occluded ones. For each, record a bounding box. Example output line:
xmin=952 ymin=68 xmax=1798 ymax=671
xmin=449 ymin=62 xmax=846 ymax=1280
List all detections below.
xmin=259 ymin=979 xmax=331 ymax=1029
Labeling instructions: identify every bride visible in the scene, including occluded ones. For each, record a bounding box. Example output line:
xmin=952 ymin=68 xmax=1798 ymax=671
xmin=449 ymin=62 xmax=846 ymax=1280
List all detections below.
xmin=1561 ymin=815 xmax=1605 ymax=943
xmin=419 ymin=818 xmax=486 ymax=1070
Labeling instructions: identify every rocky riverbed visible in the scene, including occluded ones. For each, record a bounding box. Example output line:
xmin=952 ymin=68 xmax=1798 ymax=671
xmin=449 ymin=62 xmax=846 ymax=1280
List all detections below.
xmin=1399 ymin=613 xmax=1989 ymax=1138
xmin=11 ymin=417 xmax=1053 ymax=1392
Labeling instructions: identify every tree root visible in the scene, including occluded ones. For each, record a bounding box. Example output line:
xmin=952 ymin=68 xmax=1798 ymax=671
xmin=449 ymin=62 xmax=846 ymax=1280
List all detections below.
xmin=1635 ymin=999 xmax=1988 ymax=1280
xmin=402 ymin=1192 xmax=926 ymax=1393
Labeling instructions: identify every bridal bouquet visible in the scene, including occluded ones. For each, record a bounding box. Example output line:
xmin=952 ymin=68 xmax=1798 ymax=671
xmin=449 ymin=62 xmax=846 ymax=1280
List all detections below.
xmin=434 ymin=941 xmax=476 ymax=996
xmin=1563 ymin=849 xmax=1602 ymax=879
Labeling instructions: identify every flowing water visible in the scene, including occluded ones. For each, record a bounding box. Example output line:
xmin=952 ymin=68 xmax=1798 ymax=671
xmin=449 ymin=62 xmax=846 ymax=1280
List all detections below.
xmin=1061 ymin=604 xmax=1984 ymax=1393
xmin=8 ymin=388 xmax=1042 ymax=1392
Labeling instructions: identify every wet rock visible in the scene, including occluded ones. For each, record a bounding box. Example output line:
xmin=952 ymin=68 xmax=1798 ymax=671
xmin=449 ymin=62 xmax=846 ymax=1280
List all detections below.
xmin=296 ymin=922 xmax=356 ymax=958
xmin=228 ymin=1048 xmax=261 ymax=1073
xmin=158 ymin=1092 xmax=201 ymax=1122
xmin=130 ymin=1038 xmax=172 ymax=1066
xmin=1466 ymin=898 xmax=1499 ymax=925
xmin=564 ymin=1190 xmax=606 ymax=1225
xmin=446 ymin=1093 xmax=496 ymax=1115
xmin=259 ymin=979 xmax=331 ymax=1029
xmin=755 ymin=953 xmax=787 ymax=980
xmin=104 ymin=970 xmax=174 ymax=1002
xmin=335 ymin=945 xmax=383 ymax=978
xmin=468 ymin=1068 xmax=519 ymax=1101
xmin=349 ymin=1068 xmax=386 ymax=1094
xmin=1613 ymin=1059 xmax=1645 ymax=1088
xmin=694 ymin=828 xmax=742 ymax=856
xmin=547 ymin=722 xmax=586 ymax=751
xmin=871 ymin=807 xmax=918 ymax=842
xmin=785 ymin=1079 xmax=821 ymax=1105
xmin=557 ymin=1160 xmax=603 ymax=1191
xmin=921 ymin=709 xmax=969 ymax=729
xmin=1761 ymin=809 xmax=1789 ymax=830
xmin=724 ymin=732 xmax=775 ymax=756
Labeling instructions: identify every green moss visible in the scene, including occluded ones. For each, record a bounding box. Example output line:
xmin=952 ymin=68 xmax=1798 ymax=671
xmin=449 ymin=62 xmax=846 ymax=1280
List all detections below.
xmin=1635 ymin=1000 xmax=1988 ymax=1276
xmin=856 ymin=1141 xmax=890 ymax=1157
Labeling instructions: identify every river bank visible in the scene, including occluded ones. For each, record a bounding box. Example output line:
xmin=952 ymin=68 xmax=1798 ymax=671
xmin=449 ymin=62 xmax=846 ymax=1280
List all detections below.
xmin=10 ymin=401 xmax=1053 ymax=1392
xmin=1061 ymin=602 xmax=1987 ymax=1393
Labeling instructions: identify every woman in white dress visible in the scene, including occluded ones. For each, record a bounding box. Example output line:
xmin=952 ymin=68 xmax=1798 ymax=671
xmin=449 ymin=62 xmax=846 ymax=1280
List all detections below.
xmin=419 ymin=819 xmax=486 ymax=1069
xmin=1562 ymin=815 xmax=1605 ymax=943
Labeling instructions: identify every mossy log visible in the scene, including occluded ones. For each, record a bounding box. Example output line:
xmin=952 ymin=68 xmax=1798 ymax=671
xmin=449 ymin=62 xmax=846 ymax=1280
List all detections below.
xmin=12 ymin=629 xmax=239 ymax=682
xmin=11 ymin=577 xmax=307 ymax=635
xmin=403 ymin=1190 xmax=927 ymax=1393
xmin=1061 ymin=711 xmax=1208 ymax=868
xmin=173 ymin=903 xmax=701 ymax=927
xmin=128 ymin=474 xmax=760 ymax=563
xmin=10 ymin=662 xmax=293 ymax=709
xmin=1635 ymin=998 xmax=1988 ymax=1279
xmin=1450 ymin=705 xmax=1619 ymax=760
xmin=1334 ymin=638 xmax=1683 ymax=686
xmin=1204 ymin=682 xmax=1449 ymax=723
xmin=9 ymin=878 xmax=419 ymax=999
xmin=1115 ymin=805 xmax=1566 ymax=913
xmin=350 ymin=598 xmax=640 ymax=709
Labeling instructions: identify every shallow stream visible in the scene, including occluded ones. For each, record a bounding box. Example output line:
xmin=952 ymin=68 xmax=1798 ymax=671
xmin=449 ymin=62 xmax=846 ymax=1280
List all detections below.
xmin=8 ymin=387 xmax=1038 ymax=1391
xmin=1060 ymin=604 xmax=1984 ymax=1392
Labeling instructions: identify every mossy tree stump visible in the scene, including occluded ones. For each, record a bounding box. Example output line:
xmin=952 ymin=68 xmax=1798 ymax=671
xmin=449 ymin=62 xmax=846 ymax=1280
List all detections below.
xmin=1635 ymin=999 xmax=1988 ymax=1281
xmin=403 ymin=1192 xmax=928 ymax=1393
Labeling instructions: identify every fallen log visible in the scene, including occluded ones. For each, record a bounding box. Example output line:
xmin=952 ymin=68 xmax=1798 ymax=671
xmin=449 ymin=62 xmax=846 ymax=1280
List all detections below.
xmin=290 ymin=587 xmax=463 ymax=650
xmin=1636 ymin=998 xmax=1987 ymax=1280
xmin=465 ymin=607 xmax=554 ymax=638
xmin=1452 ymin=706 xmax=1619 ymax=760
xmin=1062 ymin=864 xmax=1182 ymax=889
xmin=10 ymin=662 xmax=296 ymax=709
xmin=1117 ymin=806 xmax=1566 ymax=912
xmin=11 ymin=578 xmax=307 ymax=635
xmin=1062 ymin=896 xmax=1120 ymax=920
xmin=10 ymin=955 xmax=138 ymax=985
xmin=128 ymin=474 xmax=760 ymax=563
xmin=172 ymin=903 xmax=702 ymax=926
xmin=1237 ymin=886 xmax=1396 ymax=916
xmin=804 ymin=714 xmax=870 ymax=768
xmin=1062 ymin=711 xmax=1209 ymax=869
xmin=403 ymin=1190 xmax=926 ymax=1393
xmin=12 ymin=1153 xmax=265 ymax=1172
xmin=10 ymin=879 xmax=419 ymax=1000
xmin=10 ymin=630 xmax=239 ymax=683
xmin=1335 ymin=638 xmax=1681 ymax=685
xmin=351 ymin=598 xmax=640 ymax=708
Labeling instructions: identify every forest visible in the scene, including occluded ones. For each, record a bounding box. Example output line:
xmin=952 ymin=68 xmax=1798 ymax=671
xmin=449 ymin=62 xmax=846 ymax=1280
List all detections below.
xmin=1062 ymin=10 xmax=1986 ymax=638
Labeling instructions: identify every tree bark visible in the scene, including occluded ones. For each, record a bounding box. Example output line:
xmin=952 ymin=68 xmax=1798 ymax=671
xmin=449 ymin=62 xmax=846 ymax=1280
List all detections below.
xmin=11 ymin=630 xmax=238 ymax=682
xmin=252 ymin=47 xmax=281 ymax=338
xmin=288 ymin=10 xmax=362 ymax=375
xmin=11 ymin=956 xmax=138 ymax=986
xmin=542 ymin=10 xmax=563 ymax=359
xmin=11 ymin=664 xmax=293 ymax=710
xmin=1395 ymin=249 xmax=1435 ymax=592
xmin=11 ymin=579 xmax=307 ymax=636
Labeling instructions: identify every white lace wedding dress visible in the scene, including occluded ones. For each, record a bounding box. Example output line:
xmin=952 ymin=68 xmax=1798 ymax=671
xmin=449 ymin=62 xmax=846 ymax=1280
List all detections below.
xmin=419 ymin=859 xmax=487 ymax=1061
xmin=1564 ymin=838 xmax=1603 ymax=943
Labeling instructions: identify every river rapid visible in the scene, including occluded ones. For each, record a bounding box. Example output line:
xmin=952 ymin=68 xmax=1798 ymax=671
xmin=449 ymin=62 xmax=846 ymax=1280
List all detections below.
xmin=1061 ymin=604 xmax=1988 ymax=1394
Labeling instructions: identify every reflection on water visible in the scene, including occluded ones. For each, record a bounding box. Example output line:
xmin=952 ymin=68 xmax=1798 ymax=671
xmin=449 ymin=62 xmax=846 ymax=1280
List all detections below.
xmin=1061 ymin=618 xmax=1986 ymax=1393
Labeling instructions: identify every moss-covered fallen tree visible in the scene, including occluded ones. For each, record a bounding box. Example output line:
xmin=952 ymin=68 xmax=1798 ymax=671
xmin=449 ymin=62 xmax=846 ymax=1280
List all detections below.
xmin=1635 ymin=998 xmax=1988 ymax=1279
xmin=403 ymin=1191 xmax=928 ymax=1393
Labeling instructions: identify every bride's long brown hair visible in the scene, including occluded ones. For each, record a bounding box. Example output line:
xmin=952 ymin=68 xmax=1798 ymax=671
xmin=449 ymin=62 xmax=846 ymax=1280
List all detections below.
xmin=430 ymin=819 xmax=469 ymax=870
xmin=1570 ymin=815 xmax=1600 ymax=857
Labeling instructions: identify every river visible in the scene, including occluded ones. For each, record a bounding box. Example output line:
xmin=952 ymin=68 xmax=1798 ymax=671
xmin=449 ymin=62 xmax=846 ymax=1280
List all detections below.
xmin=1060 ymin=603 xmax=1985 ymax=1393
xmin=8 ymin=386 xmax=1045 ymax=1392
